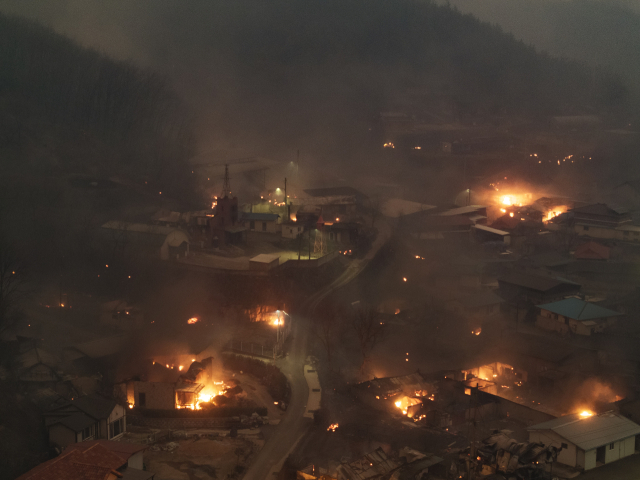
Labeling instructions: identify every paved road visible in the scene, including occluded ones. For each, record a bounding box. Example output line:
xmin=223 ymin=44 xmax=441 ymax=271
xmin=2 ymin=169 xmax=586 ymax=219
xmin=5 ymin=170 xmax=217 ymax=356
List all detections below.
xmin=242 ymin=220 xmax=391 ymax=480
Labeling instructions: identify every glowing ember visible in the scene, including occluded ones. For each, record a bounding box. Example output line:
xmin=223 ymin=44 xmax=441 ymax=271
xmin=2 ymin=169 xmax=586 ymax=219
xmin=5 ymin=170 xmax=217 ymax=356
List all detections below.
xmin=580 ymin=410 xmax=594 ymax=418
xmin=402 ymin=277 xmax=407 ymax=282
xmin=327 ymin=423 xmax=339 ymax=432
xmin=393 ymin=396 xmax=423 ymax=416
xmin=501 ymin=195 xmax=514 ymax=206
xmin=509 ymin=212 xmax=514 ymax=218
xmin=383 ymin=142 xmax=395 ymax=149
xmin=187 ymin=317 xmax=199 ymax=324
xmin=128 ymin=404 xmax=133 ymax=409
xmin=545 ymin=207 xmax=567 ymax=222
xmin=179 ymin=365 xmax=184 ymax=371
xmin=472 ymin=327 xmax=482 ymax=336
xmin=395 ymin=308 xmax=400 ymax=315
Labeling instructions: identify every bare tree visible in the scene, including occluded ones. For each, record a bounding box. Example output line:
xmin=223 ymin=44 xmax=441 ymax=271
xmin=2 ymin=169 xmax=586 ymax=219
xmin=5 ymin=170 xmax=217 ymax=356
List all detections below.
xmin=0 ymin=240 xmax=27 ymax=332
xmin=311 ymin=302 xmax=343 ymax=363
xmin=351 ymin=307 xmax=386 ymax=372
xmin=368 ymin=195 xmax=382 ymax=229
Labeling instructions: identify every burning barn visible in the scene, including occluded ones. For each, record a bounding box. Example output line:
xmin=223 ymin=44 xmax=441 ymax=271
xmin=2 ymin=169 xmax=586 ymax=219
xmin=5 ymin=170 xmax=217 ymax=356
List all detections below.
xmin=354 ymin=372 xmax=437 ymax=418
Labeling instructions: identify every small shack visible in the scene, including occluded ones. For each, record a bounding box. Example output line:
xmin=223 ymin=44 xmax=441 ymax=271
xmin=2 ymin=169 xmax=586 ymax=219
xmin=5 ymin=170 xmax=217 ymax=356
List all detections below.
xmin=249 ymin=254 xmax=280 ymax=271
xmin=472 ymin=224 xmax=510 ymax=245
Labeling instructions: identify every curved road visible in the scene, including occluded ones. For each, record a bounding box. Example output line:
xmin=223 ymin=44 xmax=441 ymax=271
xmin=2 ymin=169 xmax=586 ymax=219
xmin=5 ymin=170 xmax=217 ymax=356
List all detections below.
xmin=242 ymin=220 xmax=390 ymax=480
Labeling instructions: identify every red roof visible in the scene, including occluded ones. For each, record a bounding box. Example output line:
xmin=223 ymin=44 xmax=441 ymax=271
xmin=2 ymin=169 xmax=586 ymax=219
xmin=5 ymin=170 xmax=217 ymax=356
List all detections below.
xmin=16 ymin=443 xmax=126 ymax=480
xmin=575 ymin=241 xmax=610 ymax=260
xmin=72 ymin=440 xmax=147 ymax=462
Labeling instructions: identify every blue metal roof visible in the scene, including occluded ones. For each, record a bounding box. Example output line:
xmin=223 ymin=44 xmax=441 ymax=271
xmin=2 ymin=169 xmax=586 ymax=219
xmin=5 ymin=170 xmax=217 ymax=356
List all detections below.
xmin=536 ymin=298 xmax=622 ymax=320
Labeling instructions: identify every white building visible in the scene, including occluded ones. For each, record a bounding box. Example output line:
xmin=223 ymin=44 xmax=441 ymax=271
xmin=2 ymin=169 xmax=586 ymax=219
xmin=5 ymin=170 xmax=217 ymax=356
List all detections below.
xmin=528 ymin=411 xmax=640 ymax=471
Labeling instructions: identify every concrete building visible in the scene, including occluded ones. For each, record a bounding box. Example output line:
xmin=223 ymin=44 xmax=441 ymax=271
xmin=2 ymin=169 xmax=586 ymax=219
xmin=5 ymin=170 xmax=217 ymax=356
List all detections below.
xmin=528 ymin=411 xmax=640 ymax=471
xmin=101 ymin=221 xmax=189 ymax=260
xmin=535 ymin=298 xmax=623 ymax=335
xmin=281 ymin=221 xmax=304 ymax=239
xmin=242 ymin=212 xmax=280 ymax=233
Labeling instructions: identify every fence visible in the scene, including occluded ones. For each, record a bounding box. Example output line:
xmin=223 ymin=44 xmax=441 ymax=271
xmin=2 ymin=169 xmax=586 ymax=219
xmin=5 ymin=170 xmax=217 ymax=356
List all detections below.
xmin=225 ymin=340 xmax=278 ymax=359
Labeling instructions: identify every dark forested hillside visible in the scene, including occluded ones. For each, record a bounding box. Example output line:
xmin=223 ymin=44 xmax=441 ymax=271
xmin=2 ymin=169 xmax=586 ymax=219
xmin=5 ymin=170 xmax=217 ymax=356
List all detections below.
xmin=0 ymin=0 xmax=633 ymax=161
xmin=0 ymin=14 xmax=195 ymax=197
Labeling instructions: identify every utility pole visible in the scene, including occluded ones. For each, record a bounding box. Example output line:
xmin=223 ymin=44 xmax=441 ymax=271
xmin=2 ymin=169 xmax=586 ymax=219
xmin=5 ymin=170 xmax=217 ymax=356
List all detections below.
xmin=284 ymin=177 xmax=289 ymax=222
xmin=221 ymin=164 xmax=231 ymax=198
xmin=468 ymin=387 xmax=477 ymax=480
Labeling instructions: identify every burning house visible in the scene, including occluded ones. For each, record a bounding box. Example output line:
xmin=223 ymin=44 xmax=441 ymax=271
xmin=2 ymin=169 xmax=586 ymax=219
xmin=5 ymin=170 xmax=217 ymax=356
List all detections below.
xmin=117 ymin=357 xmax=234 ymax=410
xmin=549 ymin=203 xmax=640 ymax=242
xmin=354 ymin=372 xmax=437 ymax=418
xmin=528 ymin=411 xmax=640 ymax=471
xmin=226 ymin=309 xmax=291 ymax=359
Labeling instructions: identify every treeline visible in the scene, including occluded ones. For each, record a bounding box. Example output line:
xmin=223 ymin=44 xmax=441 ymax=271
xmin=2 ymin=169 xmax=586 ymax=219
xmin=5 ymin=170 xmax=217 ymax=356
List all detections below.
xmin=186 ymin=0 xmax=632 ymax=119
xmin=0 ymin=13 xmax=195 ymax=197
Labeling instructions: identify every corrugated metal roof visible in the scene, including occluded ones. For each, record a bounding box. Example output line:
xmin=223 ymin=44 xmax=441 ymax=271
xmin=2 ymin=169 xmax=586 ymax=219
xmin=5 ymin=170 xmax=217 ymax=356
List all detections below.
xmin=536 ymin=298 xmax=622 ymax=321
xmin=438 ymin=205 xmax=486 ymax=216
xmin=241 ymin=212 xmax=280 ymax=221
xmin=498 ymin=272 xmax=580 ymax=292
xmin=529 ymin=412 xmax=640 ymax=451
xmin=473 ymin=224 xmax=509 ymax=236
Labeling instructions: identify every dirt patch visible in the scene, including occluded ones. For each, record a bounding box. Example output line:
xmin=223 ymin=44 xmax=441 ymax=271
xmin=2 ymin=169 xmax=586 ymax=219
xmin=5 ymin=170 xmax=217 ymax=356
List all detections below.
xmin=145 ymin=435 xmax=264 ymax=480
xmin=178 ymin=438 xmax=235 ymax=458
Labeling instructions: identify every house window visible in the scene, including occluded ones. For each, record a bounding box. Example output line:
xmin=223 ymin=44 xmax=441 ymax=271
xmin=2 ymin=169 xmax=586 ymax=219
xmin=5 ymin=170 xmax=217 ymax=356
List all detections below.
xmin=82 ymin=425 xmax=94 ymax=440
xmin=109 ymin=417 xmax=124 ymax=439
xmin=138 ymin=392 xmax=146 ymax=407
xmin=610 ymin=442 xmax=615 ymax=450
xmin=250 ymin=220 xmax=255 ymax=230
xmin=262 ymin=222 xmax=267 ymax=232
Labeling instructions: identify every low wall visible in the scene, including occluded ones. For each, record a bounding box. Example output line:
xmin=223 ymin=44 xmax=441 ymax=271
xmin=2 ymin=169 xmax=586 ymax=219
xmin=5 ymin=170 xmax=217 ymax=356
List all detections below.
xmin=127 ymin=415 xmax=238 ymax=430
xmin=281 ymin=250 xmax=339 ymax=268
